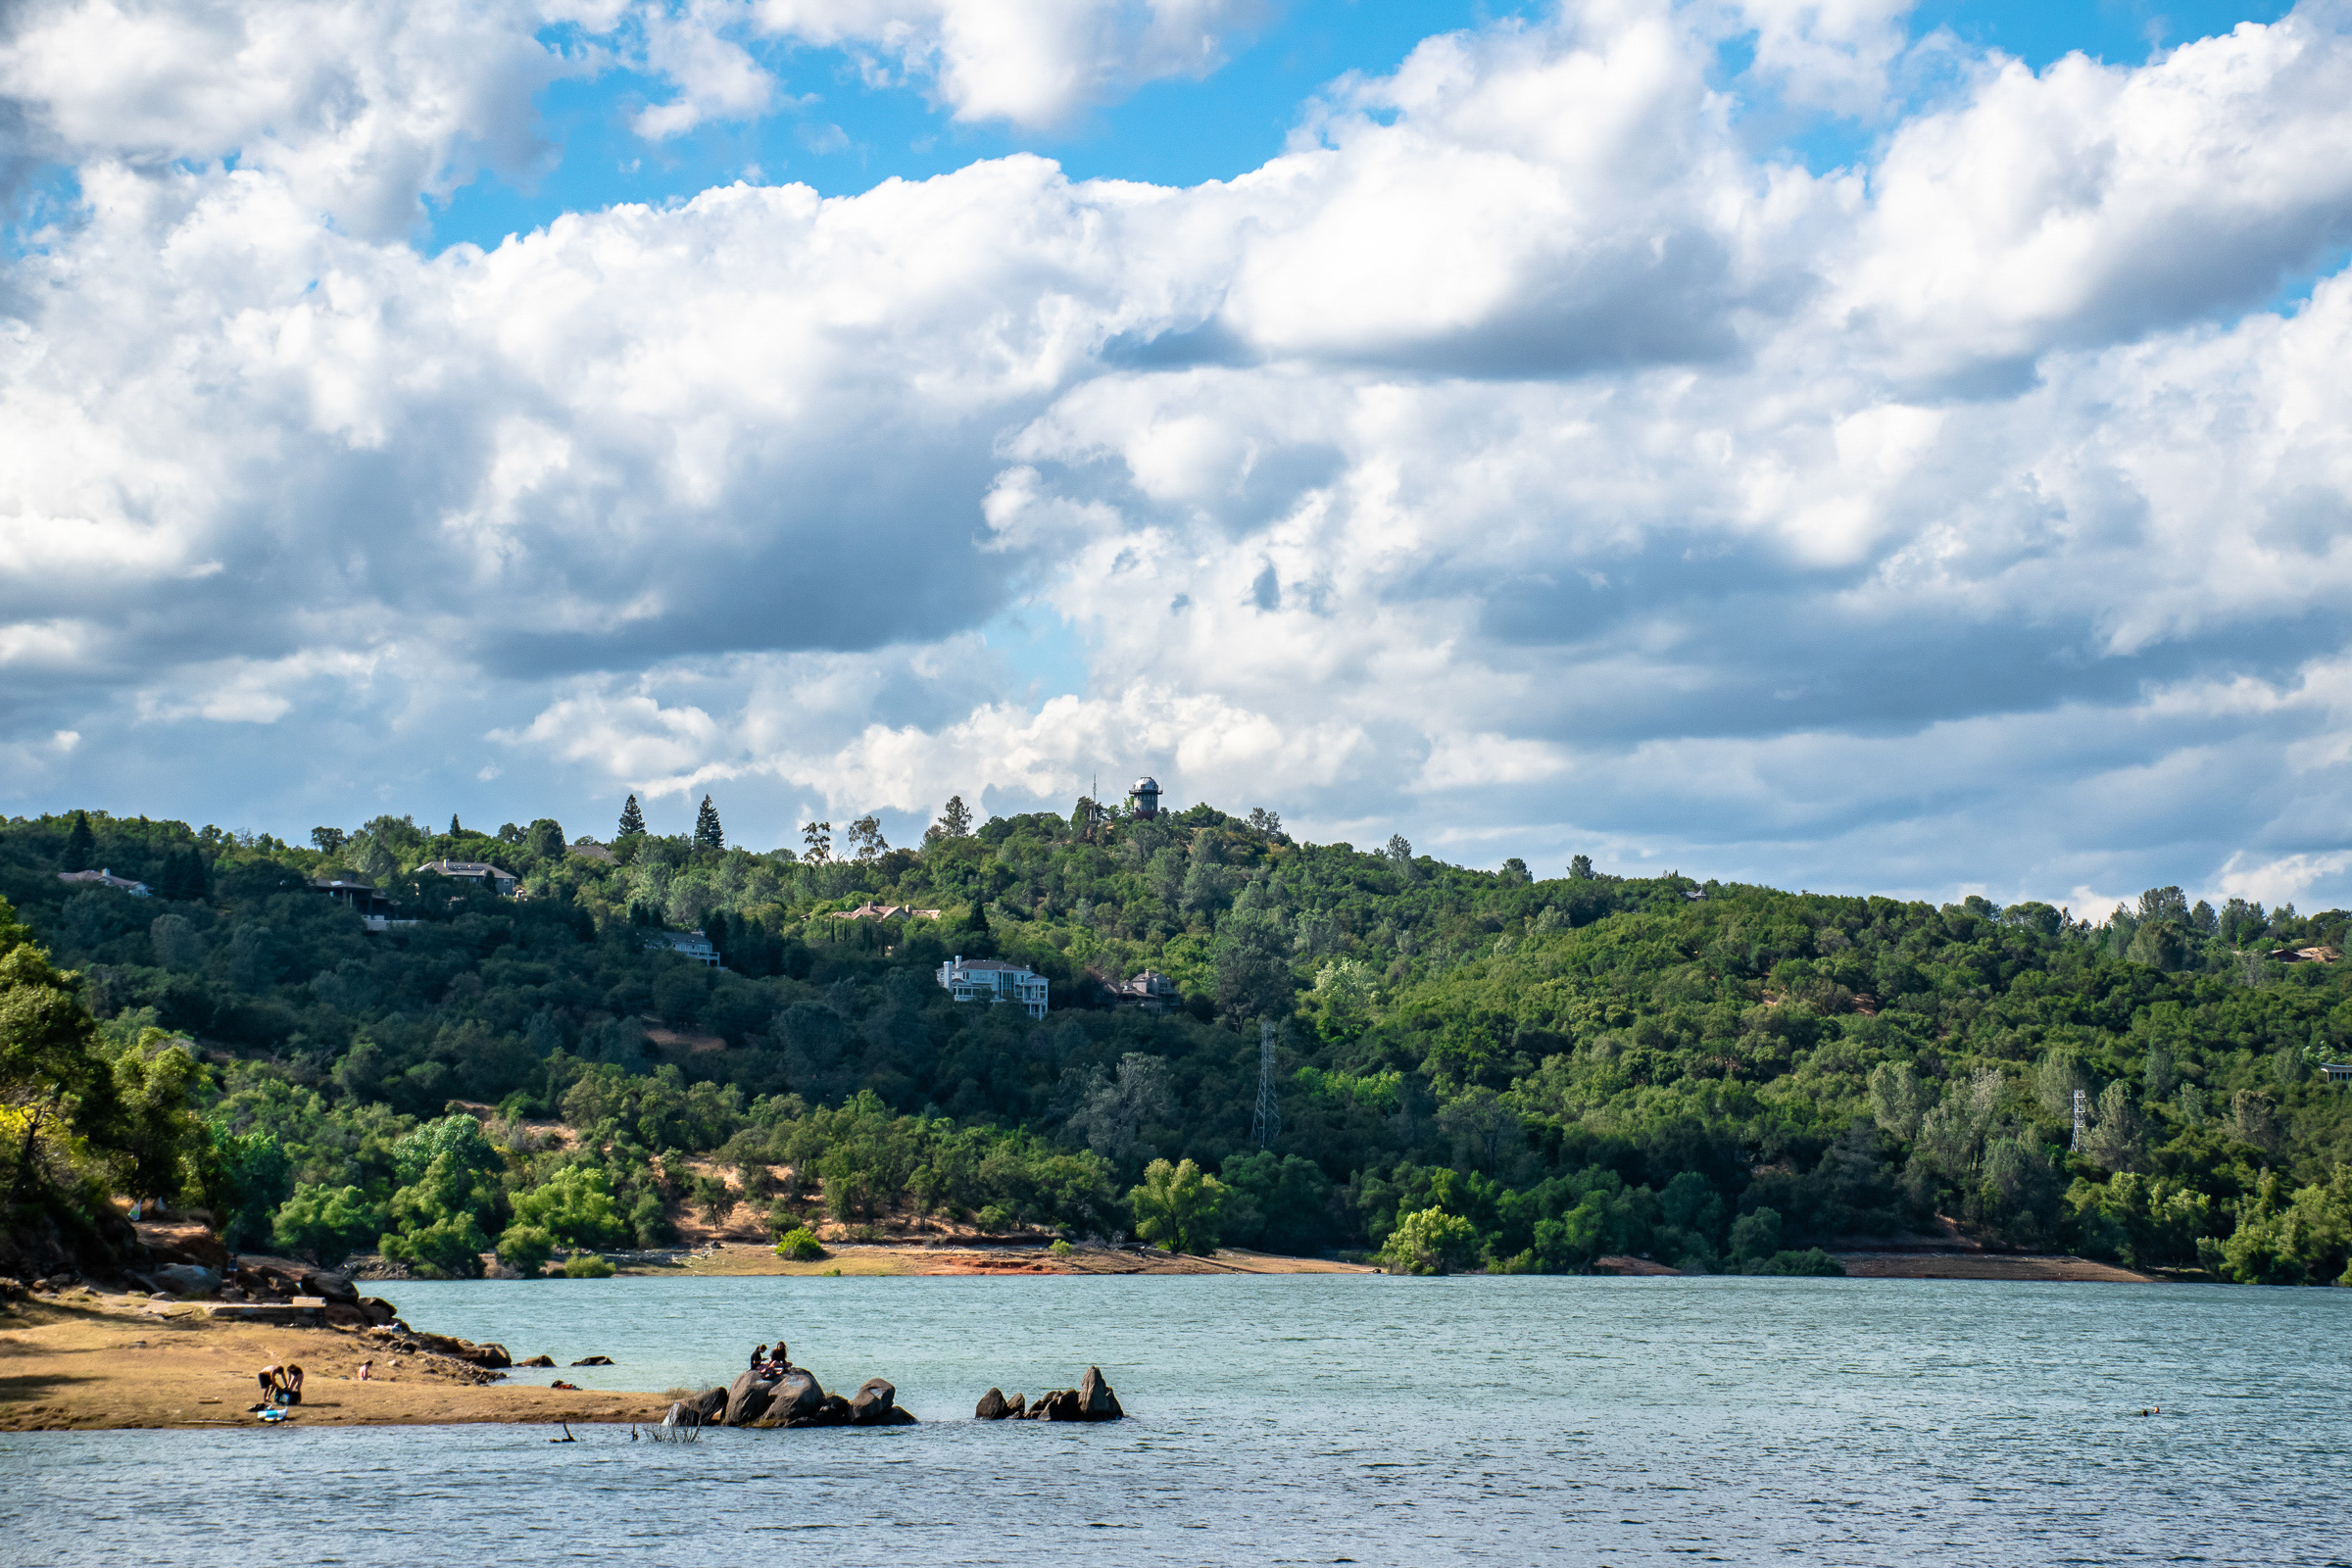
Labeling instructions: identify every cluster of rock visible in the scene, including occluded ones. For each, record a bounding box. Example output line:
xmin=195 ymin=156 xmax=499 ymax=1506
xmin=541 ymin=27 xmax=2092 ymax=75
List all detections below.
xmin=357 ymin=1323 xmax=514 ymax=1381
xmin=710 ymin=1366 xmax=916 ymax=1428
xmin=221 ymin=1259 xmax=402 ymax=1326
xmin=975 ymin=1367 xmax=1124 ymax=1422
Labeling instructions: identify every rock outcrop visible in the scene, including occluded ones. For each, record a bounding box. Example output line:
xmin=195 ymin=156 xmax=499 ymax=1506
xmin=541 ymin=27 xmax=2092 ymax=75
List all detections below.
xmin=570 ymin=1355 xmax=613 ymax=1366
xmin=1028 ymin=1389 xmax=1082 ymax=1421
xmin=724 ymin=1366 xmax=914 ymax=1428
xmin=985 ymin=1367 xmax=1122 ymax=1422
xmin=849 ymin=1378 xmax=896 ymax=1425
xmin=754 ymin=1370 xmax=826 ymax=1427
xmin=152 ymin=1263 xmax=218 ymax=1296
xmin=724 ymin=1367 xmax=776 ymax=1427
xmin=687 ymin=1386 xmax=729 ymax=1424
xmin=1078 ymin=1366 xmax=1124 ymax=1421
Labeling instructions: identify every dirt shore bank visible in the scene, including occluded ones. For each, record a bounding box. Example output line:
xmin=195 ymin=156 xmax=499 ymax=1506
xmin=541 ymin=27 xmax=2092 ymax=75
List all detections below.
xmin=1835 ymin=1251 xmax=2159 ymax=1282
xmin=0 ymin=1290 xmax=670 ymax=1432
xmin=665 ymin=1241 xmax=1376 ymax=1277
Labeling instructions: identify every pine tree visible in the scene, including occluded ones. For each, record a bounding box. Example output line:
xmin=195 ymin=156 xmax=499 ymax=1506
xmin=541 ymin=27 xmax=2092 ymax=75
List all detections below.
xmin=694 ymin=795 xmax=724 ymax=851
xmin=938 ymin=795 xmax=973 ymax=838
xmin=449 ymin=813 xmax=462 ymax=836
xmin=617 ymin=795 xmax=646 ymax=839
xmin=60 ymin=810 xmax=94 ymax=872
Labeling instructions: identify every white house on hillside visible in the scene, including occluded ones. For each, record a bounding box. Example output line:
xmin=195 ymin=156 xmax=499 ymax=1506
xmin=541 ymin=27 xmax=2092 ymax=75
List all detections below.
xmin=937 ymin=955 xmax=1049 ymax=1017
xmin=646 ymin=929 xmax=720 ymax=967
xmin=57 ymin=868 xmax=150 ymax=897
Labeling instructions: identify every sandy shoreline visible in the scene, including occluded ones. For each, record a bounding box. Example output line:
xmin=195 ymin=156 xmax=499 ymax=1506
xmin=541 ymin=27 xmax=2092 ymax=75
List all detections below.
xmin=0 ymin=1289 xmax=674 ymax=1432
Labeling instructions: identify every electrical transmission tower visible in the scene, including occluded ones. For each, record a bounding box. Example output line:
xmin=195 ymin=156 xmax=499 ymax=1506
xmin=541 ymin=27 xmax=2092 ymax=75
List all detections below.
xmin=2072 ymin=1088 xmax=2087 ymax=1152
xmin=1251 ymin=1018 xmax=1281 ymax=1150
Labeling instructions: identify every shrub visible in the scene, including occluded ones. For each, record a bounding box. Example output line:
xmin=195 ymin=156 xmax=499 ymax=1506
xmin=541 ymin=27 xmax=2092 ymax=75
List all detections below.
xmin=1738 ymin=1248 xmax=1845 ymax=1277
xmin=561 ymin=1252 xmax=615 ymax=1278
xmin=775 ymin=1227 xmax=827 ymax=1261
xmin=1050 ymin=1238 xmax=1074 ymax=1258
xmin=1377 ymin=1205 xmax=1481 ymax=1275
xmin=495 ymin=1223 xmax=555 ymax=1276
xmin=1128 ymin=1157 xmax=1227 ymax=1255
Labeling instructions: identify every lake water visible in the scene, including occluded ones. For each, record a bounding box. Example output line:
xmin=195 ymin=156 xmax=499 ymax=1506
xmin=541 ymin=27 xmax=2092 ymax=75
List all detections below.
xmin=6 ymin=1274 xmax=2351 ymax=1565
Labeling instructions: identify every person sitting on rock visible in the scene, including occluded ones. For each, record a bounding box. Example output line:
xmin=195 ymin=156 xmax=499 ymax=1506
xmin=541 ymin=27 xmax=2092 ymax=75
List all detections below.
xmin=750 ymin=1343 xmax=768 ymax=1370
xmin=765 ymin=1341 xmax=790 ymax=1372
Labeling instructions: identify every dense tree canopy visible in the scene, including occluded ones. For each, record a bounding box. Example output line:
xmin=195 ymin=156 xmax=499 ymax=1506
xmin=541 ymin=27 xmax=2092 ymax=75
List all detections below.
xmin=2 ymin=803 xmax=2348 ymax=1283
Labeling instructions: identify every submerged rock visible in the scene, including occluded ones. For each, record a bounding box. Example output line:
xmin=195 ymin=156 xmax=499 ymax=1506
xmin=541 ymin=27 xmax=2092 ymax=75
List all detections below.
xmin=570 ymin=1355 xmax=613 ymax=1366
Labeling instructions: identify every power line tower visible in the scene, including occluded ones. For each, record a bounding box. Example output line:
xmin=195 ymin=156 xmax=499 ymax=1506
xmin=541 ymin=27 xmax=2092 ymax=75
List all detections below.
xmin=2072 ymin=1088 xmax=2087 ymax=1152
xmin=1251 ymin=1018 xmax=1281 ymax=1150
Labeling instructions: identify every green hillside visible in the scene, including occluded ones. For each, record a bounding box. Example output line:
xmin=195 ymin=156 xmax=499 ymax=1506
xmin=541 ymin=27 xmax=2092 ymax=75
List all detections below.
xmin=4 ymin=797 xmax=2349 ymax=1284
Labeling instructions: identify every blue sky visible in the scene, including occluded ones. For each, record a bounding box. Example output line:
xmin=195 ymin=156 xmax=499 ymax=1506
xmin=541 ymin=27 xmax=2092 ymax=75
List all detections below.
xmin=4 ymin=0 xmax=2352 ymax=912
xmin=428 ymin=1 xmax=2294 ymax=252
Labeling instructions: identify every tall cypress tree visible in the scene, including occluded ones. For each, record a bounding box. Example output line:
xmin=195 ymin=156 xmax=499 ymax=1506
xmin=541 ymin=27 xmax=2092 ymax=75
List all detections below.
xmin=694 ymin=795 xmax=724 ymax=851
xmin=60 ymin=810 xmax=95 ymax=872
xmin=617 ymin=795 xmax=646 ymax=839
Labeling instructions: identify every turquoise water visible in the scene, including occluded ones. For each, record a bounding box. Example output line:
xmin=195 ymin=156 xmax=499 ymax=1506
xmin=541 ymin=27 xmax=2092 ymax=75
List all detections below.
xmin=6 ymin=1274 xmax=2351 ymax=1564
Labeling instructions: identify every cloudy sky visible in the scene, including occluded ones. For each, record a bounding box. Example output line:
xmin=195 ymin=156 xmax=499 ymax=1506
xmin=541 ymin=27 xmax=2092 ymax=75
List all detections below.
xmin=5 ymin=0 xmax=2350 ymax=912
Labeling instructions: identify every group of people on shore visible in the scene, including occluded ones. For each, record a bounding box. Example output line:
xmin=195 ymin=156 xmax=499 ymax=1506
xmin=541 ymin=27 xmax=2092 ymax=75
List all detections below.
xmin=253 ymin=1363 xmax=303 ymax=1408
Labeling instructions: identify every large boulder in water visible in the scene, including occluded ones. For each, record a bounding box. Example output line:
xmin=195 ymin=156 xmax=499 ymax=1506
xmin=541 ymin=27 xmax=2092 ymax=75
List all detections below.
xmin=1078 ymin=1366 xmax=1124 ymax=1422
xmin=750 ymin=1369 xmax=826 ymax=1428
xmin=975 ymin=1388 xmax=1011 ymax=1420
xmin=1032 ymin=1388 xmax=1083 ymax=1421
xmin=724 ymin=1368 xmax=776 ymax=1427
xmin=850 ymin=1378 xmax=897 ymax=1425
xmin=688 ymin=1386 xmax=729 ymax=1424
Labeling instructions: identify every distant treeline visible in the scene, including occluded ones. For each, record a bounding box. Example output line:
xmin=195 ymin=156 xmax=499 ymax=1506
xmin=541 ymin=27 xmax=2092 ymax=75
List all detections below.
xmin=2 ymin=800 xmax=2348 ymax=1284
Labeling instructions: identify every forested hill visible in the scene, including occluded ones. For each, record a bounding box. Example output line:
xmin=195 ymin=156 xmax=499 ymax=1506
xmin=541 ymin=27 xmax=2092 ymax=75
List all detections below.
xmin=4 ymin=800 xmax=2350 ymax=1287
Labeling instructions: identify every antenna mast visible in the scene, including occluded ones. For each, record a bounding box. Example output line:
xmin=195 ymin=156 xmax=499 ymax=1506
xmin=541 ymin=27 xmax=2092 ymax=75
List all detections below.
xmin=1251 ymin=1019 xmax=1280 ymax=1150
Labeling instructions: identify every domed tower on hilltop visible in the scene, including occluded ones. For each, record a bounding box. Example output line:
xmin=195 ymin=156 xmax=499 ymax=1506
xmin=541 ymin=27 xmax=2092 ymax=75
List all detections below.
xmin=1128 ymin=775 xmax=1162 ymax=820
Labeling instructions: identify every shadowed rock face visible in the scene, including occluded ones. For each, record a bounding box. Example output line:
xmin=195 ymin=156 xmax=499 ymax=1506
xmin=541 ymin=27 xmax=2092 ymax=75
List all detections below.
xmin=975 ymin=1387 xmax=1011 ymax=1420
xmin=849 ymin=1378 xmax=897 ymax=1425
xmin=724 ymin=1367 xmax=775 ymax=1426
xmin=1078 ymin=1366 xmax=1123 ymax=1421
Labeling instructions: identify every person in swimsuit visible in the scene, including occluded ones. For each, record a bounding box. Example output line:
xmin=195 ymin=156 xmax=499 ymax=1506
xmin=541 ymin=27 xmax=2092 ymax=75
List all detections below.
xmin=356 ymin=1360 xmax=373 ymax=1381
xmin=256 ymin=1364 xmax=282 ymax=1403
xmin=284 ymin=1364 xmax=304 ymax=1405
